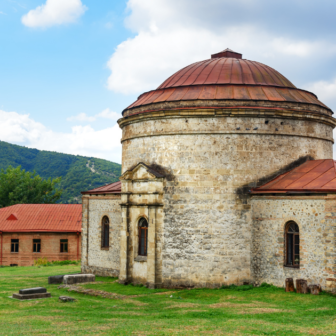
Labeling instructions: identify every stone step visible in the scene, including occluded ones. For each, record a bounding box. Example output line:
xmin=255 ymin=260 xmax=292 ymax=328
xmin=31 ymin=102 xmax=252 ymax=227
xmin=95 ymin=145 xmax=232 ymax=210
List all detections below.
xmin=13 ymin=293 xmax=51 ymax=300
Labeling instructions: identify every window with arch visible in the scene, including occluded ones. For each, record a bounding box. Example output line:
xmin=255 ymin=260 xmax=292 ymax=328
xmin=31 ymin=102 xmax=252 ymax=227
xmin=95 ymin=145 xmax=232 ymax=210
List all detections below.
xmin=101 ymin=216 xmax=110 ymax=249
xmin=285 ymin=221 xmax=300 ymax=267
xmin=138 ymin=218 xmax=148 ymax=256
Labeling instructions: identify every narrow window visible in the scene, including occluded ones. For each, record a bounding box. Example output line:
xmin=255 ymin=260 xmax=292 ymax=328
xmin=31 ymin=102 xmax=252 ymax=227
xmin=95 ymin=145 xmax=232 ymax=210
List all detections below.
xmin=101 ymin=216 xmax=110 ymax=248
xmin=138 ymin=218 xmax=148 ymax=256
xmin=33 ymin=239 xmax=41 ymax=253
xmin=285 ymin=221 xmax=300 ymax=267
xmin=11 ymin=239 xmax=19 ymax=253
xmin=60 ymin=239 xmax=68 ymax=253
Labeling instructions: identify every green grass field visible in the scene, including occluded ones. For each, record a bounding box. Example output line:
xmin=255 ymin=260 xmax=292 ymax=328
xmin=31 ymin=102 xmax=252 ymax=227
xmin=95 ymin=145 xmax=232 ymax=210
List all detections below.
xmin=1 ymin=265 xmax=336 ymax=335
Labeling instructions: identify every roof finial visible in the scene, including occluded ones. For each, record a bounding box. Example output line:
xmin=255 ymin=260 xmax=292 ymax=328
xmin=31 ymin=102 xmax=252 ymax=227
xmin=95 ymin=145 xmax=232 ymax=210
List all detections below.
xmin=211 ymin=48 xmax=242 ymax=59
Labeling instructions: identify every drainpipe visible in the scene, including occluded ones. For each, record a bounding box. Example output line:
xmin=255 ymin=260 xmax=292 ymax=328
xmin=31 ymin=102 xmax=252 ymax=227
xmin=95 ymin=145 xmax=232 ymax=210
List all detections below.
xmin=0 ymin=232 xmax=2 ymax=266
xmin=77 ymin=232 xmax=79 ymax=261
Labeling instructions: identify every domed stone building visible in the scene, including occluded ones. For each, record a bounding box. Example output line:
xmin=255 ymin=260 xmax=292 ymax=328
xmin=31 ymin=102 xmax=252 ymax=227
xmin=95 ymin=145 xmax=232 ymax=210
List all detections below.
xmin=81 ymin=49 xmax=336 ymax=291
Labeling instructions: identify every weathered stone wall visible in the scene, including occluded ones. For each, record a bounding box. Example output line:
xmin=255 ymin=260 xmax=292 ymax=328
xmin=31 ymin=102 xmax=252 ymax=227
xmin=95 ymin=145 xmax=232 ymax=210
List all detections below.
xmin=251 ymin=196 xmax=336 ymax=289
xmin=81 ymin=195 xmax=121 ymax=277
xmin=119 ymin=112 xmax=333 ymax=287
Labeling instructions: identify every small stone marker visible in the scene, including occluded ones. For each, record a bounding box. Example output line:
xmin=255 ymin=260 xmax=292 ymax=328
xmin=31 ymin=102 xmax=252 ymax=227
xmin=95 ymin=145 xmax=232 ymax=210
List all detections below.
xmin=296 ymin=279 xmax=309 ymax=294
xmin=285 ymin=278 xmax=295 ymax=292
xmin=309 ymin=285 xmax=321 ymax=295
xmin=59 ymin=296 xmax=76 ymax=302
xmin=63 ymin=274 xmax=95 ymax=285
xmin=13 ymin=287 xmax=51 ymax=300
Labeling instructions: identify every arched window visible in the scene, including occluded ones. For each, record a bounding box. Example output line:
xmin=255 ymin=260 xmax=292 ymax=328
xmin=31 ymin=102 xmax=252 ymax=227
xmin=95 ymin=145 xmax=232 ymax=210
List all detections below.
xmin=285 ymin=221 xmax=300 ymax=267
xmin=101 ymin=216 xmax=110 ymax=249
xmin=138 ymin=218 xmax=148 ymax=256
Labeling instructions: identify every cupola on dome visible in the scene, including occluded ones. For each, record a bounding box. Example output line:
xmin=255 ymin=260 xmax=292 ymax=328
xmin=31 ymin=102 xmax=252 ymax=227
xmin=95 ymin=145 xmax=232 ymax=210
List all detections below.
xmin=124 ymin=49 xmax=329 ymax=115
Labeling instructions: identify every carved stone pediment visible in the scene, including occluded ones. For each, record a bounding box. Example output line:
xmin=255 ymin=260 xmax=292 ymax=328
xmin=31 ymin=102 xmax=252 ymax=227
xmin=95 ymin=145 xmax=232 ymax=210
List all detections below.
xmin=120 ymin=162 xmax=165 ymax=181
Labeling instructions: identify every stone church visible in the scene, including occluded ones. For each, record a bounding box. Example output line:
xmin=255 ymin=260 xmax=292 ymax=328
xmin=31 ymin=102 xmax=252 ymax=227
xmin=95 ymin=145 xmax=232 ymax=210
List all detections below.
xmin=81 ymin=49 xmax=336 ymax=291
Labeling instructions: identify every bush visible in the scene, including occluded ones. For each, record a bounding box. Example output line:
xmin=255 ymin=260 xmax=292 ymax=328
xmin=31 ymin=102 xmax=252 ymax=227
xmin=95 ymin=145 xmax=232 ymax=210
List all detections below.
xmin=34 ymin=257 xmax=49 ymax=266
xmin=33 ymin=258 xmax=80 ymax=267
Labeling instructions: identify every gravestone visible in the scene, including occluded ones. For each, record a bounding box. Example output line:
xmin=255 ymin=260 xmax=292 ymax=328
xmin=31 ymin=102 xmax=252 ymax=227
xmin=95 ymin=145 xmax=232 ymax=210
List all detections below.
xmin=285 ymin=278 xmax=295 ymax=292
xmin=309 ymin=285 xmax=321 ymax=295
xmin=296 ymin=279 xmax=309 ymax=294
xmin=63 ymin=274 xmax=95 ymax=285
xmin=48 ymin=273 xmax=80 ymax=284
xmin=13 ymin=287 xmax=51 ymax=300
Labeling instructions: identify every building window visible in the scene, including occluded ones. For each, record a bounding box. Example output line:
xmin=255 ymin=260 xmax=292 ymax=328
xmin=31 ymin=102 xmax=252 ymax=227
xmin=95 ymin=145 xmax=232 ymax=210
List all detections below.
xmin=33 ymin=239 xmax=41 ymax=253
xmin=138 ymin=218 xmax=148 ymax=256
xmin=285 ymin=221 xmax=300 ymax=267
xmin=11 ymin=239 xmax=19 ymax=253
xmin=60 ymin=239 xmax=68 ymax=253
xmin=101 ymin=216 xmax=110 ymax=249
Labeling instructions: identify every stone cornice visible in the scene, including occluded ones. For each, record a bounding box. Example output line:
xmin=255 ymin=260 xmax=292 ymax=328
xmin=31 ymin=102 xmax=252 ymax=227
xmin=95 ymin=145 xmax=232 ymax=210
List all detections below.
xmin=118 ymin=107 xmax=336 ymax=129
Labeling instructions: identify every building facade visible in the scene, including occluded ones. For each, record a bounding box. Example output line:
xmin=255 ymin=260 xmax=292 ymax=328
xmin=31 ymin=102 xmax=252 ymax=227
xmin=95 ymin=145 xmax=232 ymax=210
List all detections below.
xmin=0 ymin=204 xmax=82 ymax=266
xmin=82 ymin=49 xmax=336 ymax=290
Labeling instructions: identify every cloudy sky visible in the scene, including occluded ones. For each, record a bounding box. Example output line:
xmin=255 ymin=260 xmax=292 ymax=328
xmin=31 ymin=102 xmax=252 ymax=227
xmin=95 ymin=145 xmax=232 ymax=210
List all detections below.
xmin=1 ymin=0 xmax=336 ymax=163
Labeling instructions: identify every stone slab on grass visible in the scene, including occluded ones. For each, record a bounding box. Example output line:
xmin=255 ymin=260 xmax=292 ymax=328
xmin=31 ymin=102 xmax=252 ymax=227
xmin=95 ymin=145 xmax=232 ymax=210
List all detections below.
xmin=48 ymin=275 xmax=65 ymax=284
xmin=59 ymin=296 xmax=76 ymax=302
xmin=63 ymin=274 xmax=95 ymax=285
xmin=13 ymin=293 xmax=51 ymax=300
xmin=48 ymin=273 xmax=80 ymax=284
xmin=19 ymin=287 xmax=47 ymax=295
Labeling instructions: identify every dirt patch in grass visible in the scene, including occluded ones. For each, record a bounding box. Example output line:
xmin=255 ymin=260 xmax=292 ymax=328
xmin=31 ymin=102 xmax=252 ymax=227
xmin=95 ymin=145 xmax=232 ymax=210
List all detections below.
xmin=59 ymin=284 xmax=126 ymax=300
xmin=237 ymin=308 xmax=293 ymax=314
xmin=307 ymin=307 xmax=330 ymax=311
xmin=154 ymin=291 xmax=177 ymax=296
xmin=123 ymin=298 xmax=148 ymax=306
xmin=209 ymin=302 xmax=262 ymax=309
xmin=165 ymin=302 xmax=201 ymax=309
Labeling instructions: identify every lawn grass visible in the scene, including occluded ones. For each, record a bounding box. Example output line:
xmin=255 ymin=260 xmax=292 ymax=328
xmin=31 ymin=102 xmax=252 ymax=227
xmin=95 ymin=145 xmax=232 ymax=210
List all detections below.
xmin=1 ymin=265 xmax=336 ymax=335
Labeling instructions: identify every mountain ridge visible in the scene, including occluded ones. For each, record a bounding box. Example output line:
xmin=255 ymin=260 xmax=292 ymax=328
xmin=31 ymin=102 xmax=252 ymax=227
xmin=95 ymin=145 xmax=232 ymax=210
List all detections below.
xmin=0 ymin=141 xmax=121 ymax=204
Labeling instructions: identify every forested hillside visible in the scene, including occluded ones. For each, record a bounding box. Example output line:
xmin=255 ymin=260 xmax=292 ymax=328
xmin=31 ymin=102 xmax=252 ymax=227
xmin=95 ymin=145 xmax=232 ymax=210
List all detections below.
xmin=0 ymin=141 xmax=121 ymax=204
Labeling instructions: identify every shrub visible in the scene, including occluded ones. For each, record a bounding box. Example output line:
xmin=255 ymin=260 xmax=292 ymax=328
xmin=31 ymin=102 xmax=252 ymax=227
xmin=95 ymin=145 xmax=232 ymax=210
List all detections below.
xmin=34 ymin=257 xmax=49 ymax=266
xmin=33 ymin=258 xmax=80 ymax=267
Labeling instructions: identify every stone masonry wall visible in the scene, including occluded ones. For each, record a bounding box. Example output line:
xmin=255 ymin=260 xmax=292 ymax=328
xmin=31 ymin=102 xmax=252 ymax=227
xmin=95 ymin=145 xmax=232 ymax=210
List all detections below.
xmin=119 ymin=114 xmax=333 ymax=288
xmin=81 ymin=195 xmax=121 ymax=277
xmin=251 ymin=196 xmax=336 ymax=290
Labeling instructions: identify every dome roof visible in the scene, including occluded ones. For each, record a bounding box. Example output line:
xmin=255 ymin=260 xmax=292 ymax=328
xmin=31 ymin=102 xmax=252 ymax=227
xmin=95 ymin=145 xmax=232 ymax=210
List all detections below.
xmin=125 ymin=49 xmax=329 ymax=114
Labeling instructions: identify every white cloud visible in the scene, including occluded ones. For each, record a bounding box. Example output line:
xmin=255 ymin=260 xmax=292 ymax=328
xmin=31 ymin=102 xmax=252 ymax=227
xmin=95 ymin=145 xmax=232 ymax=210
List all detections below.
xmin=67 ymin=109 xmax=121 ymax=123
xmin=305 ymin=78 xmax=336 ymax=104
xmin=0 ymin=110 xmax=121 ymax=163
xmin=21 ymin=0 xmax=87 ymax=28
xmin=96 ymin=108 xmax=120 ymax=120
xmin=67 ymin=113 xmax=95 ymax=122
xmin=107 ymin=0 xmax=336 ymax=95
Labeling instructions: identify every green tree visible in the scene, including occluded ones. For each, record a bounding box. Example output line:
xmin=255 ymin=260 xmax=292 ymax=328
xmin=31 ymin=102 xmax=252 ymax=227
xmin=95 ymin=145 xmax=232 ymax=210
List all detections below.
xmin=0 ymin=166 xmax=62 ymax=207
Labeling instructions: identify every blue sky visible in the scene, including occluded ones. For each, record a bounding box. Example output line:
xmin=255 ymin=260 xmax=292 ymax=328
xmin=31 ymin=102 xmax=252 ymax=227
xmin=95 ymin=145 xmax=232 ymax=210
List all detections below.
xmin=1 ymin=0 xmax=336 ymax=163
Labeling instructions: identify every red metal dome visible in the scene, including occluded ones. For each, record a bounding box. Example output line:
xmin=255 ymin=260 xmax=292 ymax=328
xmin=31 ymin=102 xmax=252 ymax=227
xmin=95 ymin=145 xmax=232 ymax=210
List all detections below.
xmin=125 ymin=49 xmax=329 ymax=113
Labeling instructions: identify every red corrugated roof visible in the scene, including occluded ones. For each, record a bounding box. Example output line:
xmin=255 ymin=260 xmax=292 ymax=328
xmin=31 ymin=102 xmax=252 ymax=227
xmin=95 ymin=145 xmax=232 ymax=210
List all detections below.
xmin=124 ymin=51 xmax=330 ymax=113
xmin=0 ymin=204 xmax=82 ymax=232
xmin=251 ymin=160 xmax=336 ymax=194
xmin=81 ymin=181 xmax=121 ymax=195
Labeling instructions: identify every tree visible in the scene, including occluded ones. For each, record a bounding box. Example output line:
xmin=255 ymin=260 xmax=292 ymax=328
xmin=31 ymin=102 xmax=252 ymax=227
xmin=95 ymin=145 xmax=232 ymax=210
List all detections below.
xmin=0 ymin=166 xmax=62 ymax=207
